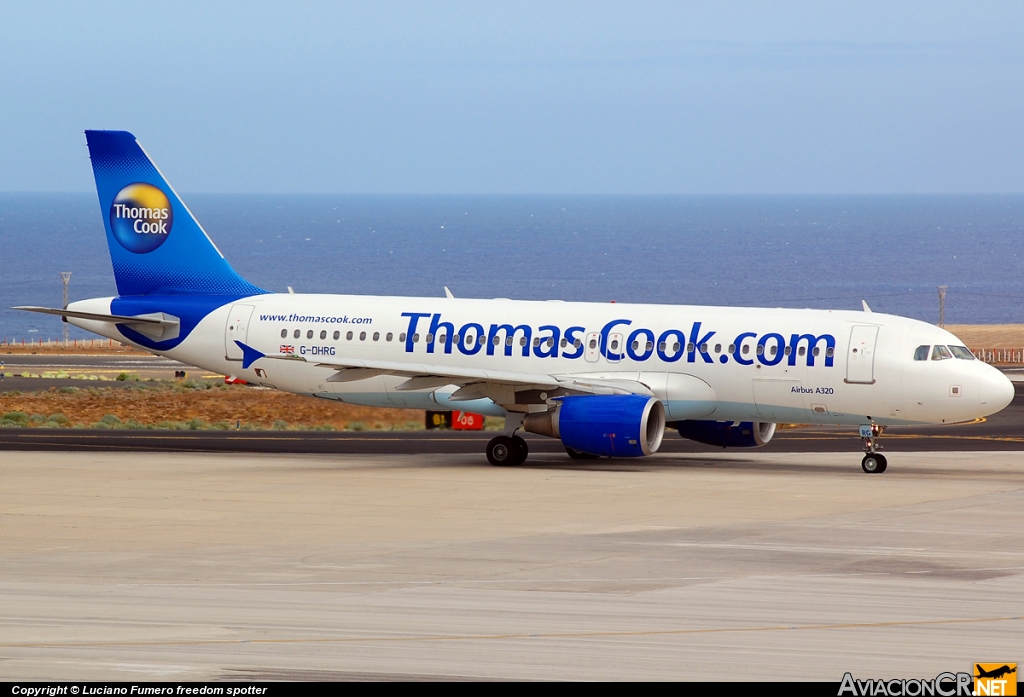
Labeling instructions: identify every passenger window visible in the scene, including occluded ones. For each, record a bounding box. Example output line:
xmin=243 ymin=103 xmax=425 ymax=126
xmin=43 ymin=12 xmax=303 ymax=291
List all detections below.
xmin=631 ymin=340 xmax=639 ymax=351
xmin=756 ymin=345 xmax=764 ymax=355
xmin=715 ymin=344 xmax=722 ymax=353
xmin=826 ymin=347 xmax=834 ymax=357
xmin=413 ymin=333 xmax=420 ymax=343
xmin=425 ymin=333 xmax=434 ymax=343
xmin=742 ymin=345 xmax=749 ymax=355
xmin=610 ymin=339 xmax=619 ymax=350
xmin=346 ymin=331 xmax=353 ymax=340
xmin=333 ymin=331 xmax=340 ymax=340
xmin=812 ymin=347 xmax=820 ymax=356
xmin=949 ymin=345 xmax=975 ymax=360
xmin=386 ymin=332 xmax=393 ymax=342
xmin=478 ymin=335 xmax=485 ymax=346
xmin=798 ymin=346 xmax=806 ymax=356
xmin=306 ymin=330 xmax=313 ymax=339
xmin=560 ymin=338 xmax=567 ymax=348
xmin=769 ymin=345 xmax=777 ymax=356
xmin=574 ymin=339 xmax=582 ymax=348
xmin=454 ymin=334 xmax=461 ymax=344
xmin=438 ymin=334 xmax=446 ymax=344
xmin=589 ymin=339 xmax=597 ymax=349
xmin=519 ymin=336 xmax=526 ymax=346
xmin=914 ymin=345 xmax=930 ymax=361
xmin=784 ymin=346 xmax=791 ymax=356
xmin=728 ymin=344 xmax=736 ymax=353
xmin=647 ymin=341 xmax=654 ymax=352
xmin=373 ymin=332 xmax=379 ymax=341
xmin=699 ymin=343 xmax=706 ymax=353
xmin=687 ymin=342 xmax=694 ymax=352
xmin=399 ymin=333 xmax=406 ymax=342
xmin=673 ymin=342 xmax=681 ymax=352
xmin=547 ymin=338 xmax=554 ymax=347
xmin=534 ymin=337 xmax=541 ymax=347
xmin=280 ymin=329 xmax=287 ymax=338
xmin=360 ymin=331 xmax=366 ymax=341
xmin=293 ymin=329 xmax=300 ymax=339
xmin=932 ymin=345 xmax=952 ymax=360
xmin=658 ymin=341 xmax=666 ymax=352
xmin=320 ymin=330 xmax=327 ymax=340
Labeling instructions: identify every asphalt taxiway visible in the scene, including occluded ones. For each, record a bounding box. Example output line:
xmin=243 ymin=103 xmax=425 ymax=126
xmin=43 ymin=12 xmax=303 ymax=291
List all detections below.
xmin=1 ymin=449 xmax=1022 ymax=681
xmin=3 ymin=356 xmax=1024 ymax=680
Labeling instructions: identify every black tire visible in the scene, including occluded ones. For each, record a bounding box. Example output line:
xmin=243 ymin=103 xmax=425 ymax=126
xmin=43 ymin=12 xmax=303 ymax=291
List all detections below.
xmin=566 ymin=446 xmax=599 ymax=460
xmin=861 ymin=453 xmax=887 ymax=474
xmin=511 ymin=435 xmax=529 ymax=465
xmin=487 ymin=436 xmax=517 ymax=466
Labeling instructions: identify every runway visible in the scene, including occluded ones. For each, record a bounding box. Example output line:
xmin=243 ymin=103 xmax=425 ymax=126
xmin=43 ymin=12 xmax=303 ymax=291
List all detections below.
xmin=1 ymin=449 xmax=1022 ymax=680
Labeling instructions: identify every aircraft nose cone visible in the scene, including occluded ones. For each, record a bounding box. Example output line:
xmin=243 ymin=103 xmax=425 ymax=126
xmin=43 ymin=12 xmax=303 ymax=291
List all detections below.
xmin=979 ymin=368 xmax=1015 ymax=414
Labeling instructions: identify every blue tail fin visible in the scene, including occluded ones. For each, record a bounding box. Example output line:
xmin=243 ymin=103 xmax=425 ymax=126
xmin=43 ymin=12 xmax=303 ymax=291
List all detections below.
xmin=85 ymin=130 xmax=266 ymax=297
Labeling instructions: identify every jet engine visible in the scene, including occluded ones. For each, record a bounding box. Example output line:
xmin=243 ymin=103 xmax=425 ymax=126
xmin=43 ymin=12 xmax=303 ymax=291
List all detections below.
xmin=523 ymin=394 xmax=666 ymax=457
xmin=674 ymin=420 xmax=776 ymax=448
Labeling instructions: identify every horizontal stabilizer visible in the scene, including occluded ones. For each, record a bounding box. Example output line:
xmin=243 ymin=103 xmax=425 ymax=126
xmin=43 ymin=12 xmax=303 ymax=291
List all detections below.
xmin=13 ymin=305 xmax=181 ymax=341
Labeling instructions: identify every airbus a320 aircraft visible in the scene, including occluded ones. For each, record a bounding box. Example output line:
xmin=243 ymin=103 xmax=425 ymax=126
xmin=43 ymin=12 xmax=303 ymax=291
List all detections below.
xmin=16 ymin=131 xmax=1016 ymax=473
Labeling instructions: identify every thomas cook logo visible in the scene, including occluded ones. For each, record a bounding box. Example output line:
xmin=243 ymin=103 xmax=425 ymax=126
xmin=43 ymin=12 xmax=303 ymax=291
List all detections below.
xmin=109 ymin=182 xmax=173 ymax=254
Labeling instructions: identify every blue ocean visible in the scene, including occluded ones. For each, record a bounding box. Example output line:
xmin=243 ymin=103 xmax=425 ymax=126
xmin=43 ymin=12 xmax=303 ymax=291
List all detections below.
xmin=1 ymin=193 xmax=1023 ymax=340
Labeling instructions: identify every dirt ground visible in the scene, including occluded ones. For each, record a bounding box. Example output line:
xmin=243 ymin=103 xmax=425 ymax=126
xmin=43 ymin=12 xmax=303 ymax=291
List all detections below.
xmin=943 ymin=324 xmax=1024 ymax=348
xmin=0 ymin=381 xmax=431 ymax=431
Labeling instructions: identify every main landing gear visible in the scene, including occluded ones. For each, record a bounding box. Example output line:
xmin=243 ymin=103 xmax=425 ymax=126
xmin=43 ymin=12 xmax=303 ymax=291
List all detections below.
xmin=860 ymin=421 xmax=887 ymax=474
xmin=486 ymin=435 xmax=529 ymax=466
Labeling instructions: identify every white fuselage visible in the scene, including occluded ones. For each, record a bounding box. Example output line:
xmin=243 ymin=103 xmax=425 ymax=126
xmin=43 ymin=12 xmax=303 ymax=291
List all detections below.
xmin=66 ymin=293 xmax=1014 ymax=427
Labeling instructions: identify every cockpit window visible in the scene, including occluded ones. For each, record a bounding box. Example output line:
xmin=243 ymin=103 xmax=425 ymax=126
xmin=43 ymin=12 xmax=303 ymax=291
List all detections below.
xmin=949 ymin=345 xmax=975 ymax=360
xmin=914 ymin=345 xmax=930 ymax=361
xmin=932 ymin=345 xmax=952 ymax=360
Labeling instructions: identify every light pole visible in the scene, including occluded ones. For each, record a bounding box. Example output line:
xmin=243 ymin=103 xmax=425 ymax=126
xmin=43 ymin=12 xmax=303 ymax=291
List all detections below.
xmin=60 ymin=272 xmax=72 ymax=345
xmin=937 ymin=285 xmax=948 ymax=328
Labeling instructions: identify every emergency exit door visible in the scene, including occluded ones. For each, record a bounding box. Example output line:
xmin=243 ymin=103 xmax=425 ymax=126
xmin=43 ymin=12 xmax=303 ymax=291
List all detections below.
xmin=225 ymin=304 xmax=255 ymax=360
xmin=846 ymin=325 xmax=879 ymax=384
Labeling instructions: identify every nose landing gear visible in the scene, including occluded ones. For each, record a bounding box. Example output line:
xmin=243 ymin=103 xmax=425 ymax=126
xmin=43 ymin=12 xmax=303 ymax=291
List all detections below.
xmin=860 ymin=421 xmax=887 ymax=473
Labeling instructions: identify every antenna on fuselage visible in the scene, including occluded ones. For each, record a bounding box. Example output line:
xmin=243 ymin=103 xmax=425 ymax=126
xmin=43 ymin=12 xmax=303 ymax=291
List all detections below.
xmin=861 ymin=300 xmax=872 ymax=313
xmin=444 ymin=287 xmax=454 ymax=299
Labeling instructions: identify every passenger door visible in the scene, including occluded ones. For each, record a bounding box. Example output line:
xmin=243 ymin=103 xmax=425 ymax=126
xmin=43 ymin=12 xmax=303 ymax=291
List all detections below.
xmin=224 ymin=304 xmax=255 ymax=361
xmin=846 ymin=325 xmax=879 ymax=384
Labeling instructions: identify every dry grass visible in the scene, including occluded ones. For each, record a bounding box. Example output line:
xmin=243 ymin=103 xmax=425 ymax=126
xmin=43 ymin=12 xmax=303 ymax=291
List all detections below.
xmin=943 ymin=325 xmax=1024 ymax=348
xmin=0 ymin=380 xmax=428 ymax=431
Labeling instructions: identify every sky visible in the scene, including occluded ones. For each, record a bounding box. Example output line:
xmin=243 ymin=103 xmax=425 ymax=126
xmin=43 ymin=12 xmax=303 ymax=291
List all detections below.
xmin=1 ymin=1 xmax=1023 ymax=194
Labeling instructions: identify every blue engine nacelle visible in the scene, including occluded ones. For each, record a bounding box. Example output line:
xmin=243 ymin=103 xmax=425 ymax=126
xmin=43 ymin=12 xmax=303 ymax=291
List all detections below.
xmin=674 ymin=420 xmax=776 ymax=448
xmin=523 ymin=394 xmax=666 ymax=457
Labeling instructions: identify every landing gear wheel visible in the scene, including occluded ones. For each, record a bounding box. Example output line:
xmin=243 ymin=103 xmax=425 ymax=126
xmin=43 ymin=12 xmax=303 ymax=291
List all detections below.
xmin=511 ymin=435 xmax=529 ymax=465
xmin=566 ymin=447 xmax=599 ymax=460
xmin=487 ymin=436 xmax=528 ymax=466
xmin=861 ymin=453 xmax=888 ymax=474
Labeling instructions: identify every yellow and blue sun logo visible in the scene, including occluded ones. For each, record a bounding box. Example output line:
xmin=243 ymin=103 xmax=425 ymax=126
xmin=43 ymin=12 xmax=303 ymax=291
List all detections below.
xmin=109 ymin=182 xmax=173 ymax=254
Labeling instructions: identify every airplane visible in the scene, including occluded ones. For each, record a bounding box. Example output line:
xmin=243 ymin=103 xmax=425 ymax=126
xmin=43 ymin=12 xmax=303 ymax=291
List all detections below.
xmin=14 ymin=130 xmax=1016 ymax=473
xmin=975 ymin=665 xmax=1016 ymax=680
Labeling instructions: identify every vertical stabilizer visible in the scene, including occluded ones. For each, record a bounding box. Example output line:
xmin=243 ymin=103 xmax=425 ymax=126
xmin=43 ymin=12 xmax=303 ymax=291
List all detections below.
xmin=85 ymin=130 xmax=266 ymax=297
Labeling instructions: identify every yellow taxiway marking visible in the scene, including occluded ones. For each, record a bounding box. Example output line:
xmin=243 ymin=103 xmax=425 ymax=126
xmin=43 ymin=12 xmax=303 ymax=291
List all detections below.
xmin=2 ymin=614 xmax=1021 ymax=650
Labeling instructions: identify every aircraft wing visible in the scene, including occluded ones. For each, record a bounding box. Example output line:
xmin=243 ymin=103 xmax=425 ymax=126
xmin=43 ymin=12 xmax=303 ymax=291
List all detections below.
xmin=242 ymin=343 xmax=652 ymax=401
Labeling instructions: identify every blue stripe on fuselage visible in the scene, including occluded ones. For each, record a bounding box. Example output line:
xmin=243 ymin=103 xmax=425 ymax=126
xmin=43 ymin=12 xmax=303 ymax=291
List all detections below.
xmin=111 ymin=294 xmax=257 ymax=351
